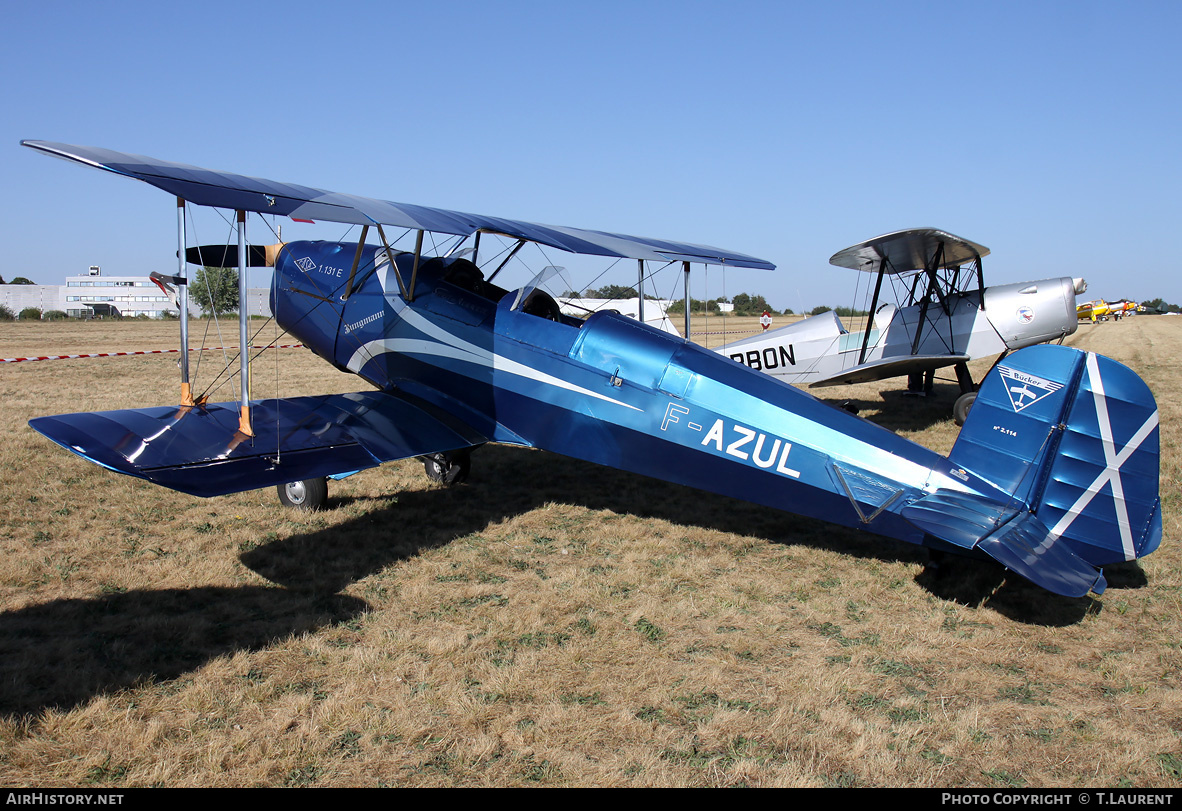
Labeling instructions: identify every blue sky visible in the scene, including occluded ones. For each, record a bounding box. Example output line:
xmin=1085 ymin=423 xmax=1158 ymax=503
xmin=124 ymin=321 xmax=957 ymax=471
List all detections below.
xmin=3 ymin=0 xmax=1179 ymax=312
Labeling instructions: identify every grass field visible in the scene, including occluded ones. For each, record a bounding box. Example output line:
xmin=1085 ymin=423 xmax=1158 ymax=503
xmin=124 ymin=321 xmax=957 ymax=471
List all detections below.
xmin=0 ymin=314 xmax=1179 ymax=787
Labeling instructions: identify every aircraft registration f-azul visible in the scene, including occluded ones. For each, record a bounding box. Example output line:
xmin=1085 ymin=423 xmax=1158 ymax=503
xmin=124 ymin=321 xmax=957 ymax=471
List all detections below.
xmin=22 ymin=141 xmax=1162 ymax=599
xmin=717 ymin=229 xmax=1087 ymax=424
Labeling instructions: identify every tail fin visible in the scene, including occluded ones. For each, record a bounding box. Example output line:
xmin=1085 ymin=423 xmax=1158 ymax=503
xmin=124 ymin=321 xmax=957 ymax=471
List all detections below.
xmin=904 ymin=344 xmax=1160 ymax=596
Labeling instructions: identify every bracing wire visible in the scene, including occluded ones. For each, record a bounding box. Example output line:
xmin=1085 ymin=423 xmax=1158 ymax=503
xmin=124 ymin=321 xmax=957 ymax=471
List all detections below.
xmin=186 ymin=213 xmax=385 ymax=405
xmin=186 ymin=204 xmax=238 ymax=401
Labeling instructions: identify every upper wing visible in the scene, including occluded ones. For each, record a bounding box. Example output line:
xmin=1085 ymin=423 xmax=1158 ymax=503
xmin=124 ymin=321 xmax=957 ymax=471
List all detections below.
xmin=29 ymin=390 xmax=487 ymax=498
xmin=22 ymin=140 xmax=775 ymax=271
xmin=829 ymin=228 xmax=989 ymax=274
xmin=807 ymin=353 xmax=971 ymax=387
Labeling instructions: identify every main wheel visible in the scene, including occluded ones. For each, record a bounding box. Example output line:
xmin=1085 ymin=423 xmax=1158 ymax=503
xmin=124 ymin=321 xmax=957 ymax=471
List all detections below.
xmin=953 ymin=391 xmax=977 ymax=426
xmin=422 ymin=451 xmax=471 ymax=485
xmin=277 ymin=477 xmax=328 ymax=511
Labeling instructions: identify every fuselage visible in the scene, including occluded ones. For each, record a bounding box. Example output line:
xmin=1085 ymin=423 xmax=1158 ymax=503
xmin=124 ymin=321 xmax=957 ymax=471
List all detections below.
xmin=270 ymin=241 xmax=1009 ymax=546
xmin=719 ymin=277 xmax=1079 ymax=383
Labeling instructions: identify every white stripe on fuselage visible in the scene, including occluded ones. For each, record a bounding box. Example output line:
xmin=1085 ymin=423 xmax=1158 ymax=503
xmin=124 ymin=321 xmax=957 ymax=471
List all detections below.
xmin=346 ymin=305 xmax=641 ymax=412
xmin=684 ymin=383 xmax=971 ymax=496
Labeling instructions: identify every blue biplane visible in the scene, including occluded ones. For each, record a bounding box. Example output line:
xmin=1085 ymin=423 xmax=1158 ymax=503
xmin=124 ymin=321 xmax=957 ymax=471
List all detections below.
xmin=22 ymin=141 xmax=1162 ymax=598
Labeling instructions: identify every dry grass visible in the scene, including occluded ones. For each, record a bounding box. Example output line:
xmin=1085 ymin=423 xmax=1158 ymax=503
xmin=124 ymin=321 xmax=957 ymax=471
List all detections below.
xmin=0 ymin=315 xmax=1180 ymax=787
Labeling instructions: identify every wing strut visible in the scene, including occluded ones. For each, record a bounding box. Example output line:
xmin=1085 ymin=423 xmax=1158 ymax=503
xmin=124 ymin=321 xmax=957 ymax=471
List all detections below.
xmin=176 ymin=197 xmax=195 ymax=407
xmin=407 ymin=230 xmax=425 ymax=302
xmin=342 ymin=225 xmax=370 ymax=300
xmin=638 ymin=260 xmax=645 ymax=323
xmin=975 ymin=253 xmax=986 ymax=310
xmin=237 ymin=210 xmax=252 ymax=436
xmin=910 ymin=240 xmax=945 ymax=356
xmin=486 ymin=238 xmax=527 ymax=283
xmin=376 ymin=224 xmax=410 ymax=299
xmin=858 ymin=255 xmax=887 ymax=365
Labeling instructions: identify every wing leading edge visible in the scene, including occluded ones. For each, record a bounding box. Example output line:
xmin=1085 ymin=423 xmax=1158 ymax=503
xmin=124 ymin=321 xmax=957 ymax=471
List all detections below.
xmin=29 ymin=391 xmax=487 ymax=498
xmin=21 ymin=140 xmax=775 ymax=271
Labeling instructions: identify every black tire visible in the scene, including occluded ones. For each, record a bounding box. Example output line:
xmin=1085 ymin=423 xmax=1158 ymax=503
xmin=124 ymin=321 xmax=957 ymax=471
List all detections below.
xmin=276 ymin=477 xmax=328 ymax=511
xmin=422 ymin=451 xmax=471 ymax=485
xmin=953 ymin=391 xmax=977 ymax=426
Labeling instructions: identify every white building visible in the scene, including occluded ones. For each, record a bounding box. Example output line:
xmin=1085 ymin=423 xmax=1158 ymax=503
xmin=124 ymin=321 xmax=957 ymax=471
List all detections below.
xmin=0 ymin=284 xmax=62 ymax=317
xmin=2 ymin=265 xmax=273 ymax=319
xmin=63 ymin=271 xmax=184 ymax=319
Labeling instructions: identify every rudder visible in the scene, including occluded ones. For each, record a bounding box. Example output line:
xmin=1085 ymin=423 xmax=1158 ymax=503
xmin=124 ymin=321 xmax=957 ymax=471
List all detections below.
xmin=950 ymin=344 xmax=1161 ymax=570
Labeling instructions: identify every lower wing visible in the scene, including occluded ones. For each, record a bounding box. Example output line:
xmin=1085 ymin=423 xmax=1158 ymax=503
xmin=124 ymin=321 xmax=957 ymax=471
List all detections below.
xmin=808 ymin=354 xmax=970 ymax=387
xmin=29 ymin=390 xmax=486 ymax=498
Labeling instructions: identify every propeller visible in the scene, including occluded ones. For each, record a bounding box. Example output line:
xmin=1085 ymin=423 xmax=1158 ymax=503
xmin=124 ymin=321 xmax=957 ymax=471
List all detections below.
xmin=183 ymin=243 xmax=285 ymax=268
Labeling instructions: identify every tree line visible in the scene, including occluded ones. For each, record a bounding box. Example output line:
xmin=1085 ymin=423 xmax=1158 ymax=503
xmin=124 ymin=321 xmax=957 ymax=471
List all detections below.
xmin=572 ymin=285 xmax=876 ymax=318
xmin=1140 ymin=298 xmax=1181 ymax=314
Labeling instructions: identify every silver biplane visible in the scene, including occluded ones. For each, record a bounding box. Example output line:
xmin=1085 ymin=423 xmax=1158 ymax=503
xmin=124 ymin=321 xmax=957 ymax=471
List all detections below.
xmin=717 ymin=229 xmax=1086 ymax=423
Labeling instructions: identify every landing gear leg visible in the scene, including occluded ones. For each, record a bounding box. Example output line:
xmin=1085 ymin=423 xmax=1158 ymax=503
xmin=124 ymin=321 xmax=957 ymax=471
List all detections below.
xmin=905 ymin=369 xmax=935 ymax=397
xmin=953 ymin=362 xmax=978 ymax=426
xmin=422 ymin=449 xmax=472 ymax=486
xmin=905 ymin=372 xmax=924 ymax=396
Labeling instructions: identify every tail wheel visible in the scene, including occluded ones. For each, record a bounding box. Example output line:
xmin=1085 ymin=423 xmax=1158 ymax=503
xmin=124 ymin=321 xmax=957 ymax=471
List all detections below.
xmin=422 ymin=451 xmax=471 ymax=485
xmin=277 ymin=477 xmax=328 ymax=511
xmin=953 ymin=391 xmax=977 ymax=426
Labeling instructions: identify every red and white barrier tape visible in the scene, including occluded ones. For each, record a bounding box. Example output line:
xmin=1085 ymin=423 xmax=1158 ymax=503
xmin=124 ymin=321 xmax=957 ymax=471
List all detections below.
xmin=2 ymin=344 xmax=304 ymax=363
xmin=690 ymin=330 xmax=765 ymax=338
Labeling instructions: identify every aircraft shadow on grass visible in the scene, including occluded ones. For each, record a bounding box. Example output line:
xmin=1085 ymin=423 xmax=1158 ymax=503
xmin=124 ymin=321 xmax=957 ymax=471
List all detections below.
xmin=0 ymin=444 xmax=1144 ymax=720
xmin=0 ymin=586 xmax=366 ymax=719
xmin=813 ymin=382 xmax=970 ymax=433
xmin=244 ymin=444 xmax=1120 ymax=626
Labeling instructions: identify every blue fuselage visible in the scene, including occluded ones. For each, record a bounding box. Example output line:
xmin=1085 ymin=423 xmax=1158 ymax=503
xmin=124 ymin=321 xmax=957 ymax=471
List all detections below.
xmin=270 ymin=241 xmax=1007 ymax=547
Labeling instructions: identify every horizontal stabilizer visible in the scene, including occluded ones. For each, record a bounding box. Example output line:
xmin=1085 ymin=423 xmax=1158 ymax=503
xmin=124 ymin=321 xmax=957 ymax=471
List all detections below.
xmin=902 ymin=490 xmax=1106 ymax=597
xmin=977 ymin=512 xmax=1107 ymax=597
xmin=29 ymin=391 xmax=485 ymax=498
xmin=900 ymin=490 xmax=1018 ymax=550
